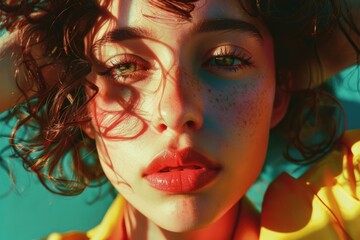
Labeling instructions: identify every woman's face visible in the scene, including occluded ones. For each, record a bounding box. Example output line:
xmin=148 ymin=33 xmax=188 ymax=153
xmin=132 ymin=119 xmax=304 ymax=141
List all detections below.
xmin=85 ymin=0 xmax=282 ymax=232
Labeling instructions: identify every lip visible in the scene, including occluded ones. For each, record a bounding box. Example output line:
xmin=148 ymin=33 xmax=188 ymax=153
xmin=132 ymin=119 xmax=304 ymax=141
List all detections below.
xmin=143 ymin=148 xmax=221 ymax=193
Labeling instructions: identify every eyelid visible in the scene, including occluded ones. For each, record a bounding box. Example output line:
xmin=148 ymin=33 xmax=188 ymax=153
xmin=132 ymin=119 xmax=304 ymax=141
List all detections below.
xmin=106 ymin=54 xmax=150 ymax=68
xmin=97 ymin=54 xmax=155 ymax=77
xmin=202 ymin=45 xmax=252 ymax=62
xmin=200 ymin=44 xmax=254 ymax=79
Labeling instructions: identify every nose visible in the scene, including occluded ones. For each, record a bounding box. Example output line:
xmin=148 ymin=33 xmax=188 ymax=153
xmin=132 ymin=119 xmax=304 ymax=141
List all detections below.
xmin=153 ymin=69 xmax=203 ymax=134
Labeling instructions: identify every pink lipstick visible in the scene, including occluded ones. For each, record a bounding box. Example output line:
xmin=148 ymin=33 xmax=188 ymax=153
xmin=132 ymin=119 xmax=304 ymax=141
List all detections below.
xmin=143 ymin=148 xmax=221 ymax=193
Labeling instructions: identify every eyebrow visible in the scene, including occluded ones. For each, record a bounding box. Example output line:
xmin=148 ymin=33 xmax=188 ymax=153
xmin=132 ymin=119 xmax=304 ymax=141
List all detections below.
xmin=195 ymin=19 xmax=263 ymax=40
xmin=97 ymin=27 xmax=152 ymax=43
xmin=97 ymin=18 xmax=263 ymax=44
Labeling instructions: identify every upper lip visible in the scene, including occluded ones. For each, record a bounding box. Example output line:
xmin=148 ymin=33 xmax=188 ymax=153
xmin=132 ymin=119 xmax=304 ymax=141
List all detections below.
xmin=143 ymin=147 xmax=221 ymax=176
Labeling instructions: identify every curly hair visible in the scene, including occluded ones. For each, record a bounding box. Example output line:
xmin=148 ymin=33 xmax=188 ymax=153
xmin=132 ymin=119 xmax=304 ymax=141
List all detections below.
xmin=0 ymin=0 xmax=358 ymax=195
xmin=1 ymin=0 xmax=111 ymax=195
xmin=252 ymin=0 xmax=358 ymax=164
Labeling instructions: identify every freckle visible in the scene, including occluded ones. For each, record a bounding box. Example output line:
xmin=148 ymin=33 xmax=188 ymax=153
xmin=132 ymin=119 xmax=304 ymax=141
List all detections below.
xmin=215 ymin=98 xmax=219 ymax=103
xmin=208 ymin=89 xmax=212 ymax=93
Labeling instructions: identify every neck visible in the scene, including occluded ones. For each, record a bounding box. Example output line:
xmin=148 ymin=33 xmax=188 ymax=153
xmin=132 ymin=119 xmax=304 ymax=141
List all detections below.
xmin=123 ymin=198 xmax=259 ymax=240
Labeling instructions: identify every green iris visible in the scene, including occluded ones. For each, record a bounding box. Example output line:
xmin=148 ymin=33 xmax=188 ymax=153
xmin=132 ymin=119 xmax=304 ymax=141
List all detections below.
xmin=213 ymin=56 xmax=239 ymax=66
xmin=114 ymin=63 xmax=137 ymax=74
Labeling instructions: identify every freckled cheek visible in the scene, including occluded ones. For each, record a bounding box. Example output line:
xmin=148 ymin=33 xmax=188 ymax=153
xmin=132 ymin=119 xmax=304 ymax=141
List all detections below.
xmin=206 ymin=84 xmax=274 ymax=137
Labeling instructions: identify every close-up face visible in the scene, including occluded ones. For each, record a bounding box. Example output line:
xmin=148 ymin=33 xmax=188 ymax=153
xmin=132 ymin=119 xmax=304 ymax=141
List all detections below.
xmin=84 ymin=0 xmax=282 ymax=233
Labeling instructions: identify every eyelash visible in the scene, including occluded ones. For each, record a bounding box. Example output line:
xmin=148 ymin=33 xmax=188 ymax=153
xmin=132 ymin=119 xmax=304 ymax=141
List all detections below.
xmin=97 ymin=46 xmax=253 ymax=83
xmin=98 ymin=55 xmax=151 ymax=83
xmin=203 ymin=47 xmax=253 ymax=72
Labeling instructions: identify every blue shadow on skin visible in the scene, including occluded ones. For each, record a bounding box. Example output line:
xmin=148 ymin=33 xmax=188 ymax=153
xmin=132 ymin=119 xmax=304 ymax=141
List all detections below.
xmin=0 ymin=29 xmax=6 ymax=37
xmin=247 ymin=65 xmax=360 ymax=210
xmin=0 ymin=109 xmax=114 ymax=240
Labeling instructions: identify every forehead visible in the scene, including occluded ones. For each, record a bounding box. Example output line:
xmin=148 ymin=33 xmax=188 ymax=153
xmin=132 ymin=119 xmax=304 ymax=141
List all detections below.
xmin=113 ymin=0 xmax=245 ymax=22
xmin=97 ymin=0 xmax=263 ymax=34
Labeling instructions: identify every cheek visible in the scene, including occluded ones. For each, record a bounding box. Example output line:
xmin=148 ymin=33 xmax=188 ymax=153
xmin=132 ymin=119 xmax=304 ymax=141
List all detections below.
xmin=205 ymin=76 xmax=275 ymax=184
xmin=94 ymin=136 xmax=141 ymax=191
xmin=92 ymin=101 xmax=147 ymax=139
xmin=87 ymin=81 xmax=148 ymax=140
xmin=207 ymin=78 xmax=275 ymax=137
xmin=94 ymin=139 xmax=125 ymax=185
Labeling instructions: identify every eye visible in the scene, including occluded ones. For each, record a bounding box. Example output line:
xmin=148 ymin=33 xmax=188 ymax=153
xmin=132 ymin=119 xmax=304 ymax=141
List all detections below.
xmin=113 ymin=62 xmax=137 ymax=74
xmin=98 ymin=54 xmax=153 ymax=84
xmin=209 ymin=56 xmax=243 ymax=67
xmin=202 ymin=46 xmax=253 ymax=78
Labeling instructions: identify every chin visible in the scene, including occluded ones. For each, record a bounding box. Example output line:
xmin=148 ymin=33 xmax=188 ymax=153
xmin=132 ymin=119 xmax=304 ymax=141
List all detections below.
xmin=149 ymin=199 xmax=218 ymax=233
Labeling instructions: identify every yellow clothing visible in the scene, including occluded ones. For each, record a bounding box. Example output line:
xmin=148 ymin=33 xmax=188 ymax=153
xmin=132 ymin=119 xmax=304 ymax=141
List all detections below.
xmin=260 ymin=130 xmax=360 ymax=239
xmin=47 ymin=130 xmax=360 ymax=239
xmin=46 ymin=197 xmax=127 ymax=240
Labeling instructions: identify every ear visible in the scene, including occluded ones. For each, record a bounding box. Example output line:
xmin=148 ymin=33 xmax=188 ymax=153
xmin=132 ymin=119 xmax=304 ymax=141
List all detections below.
xmin=81 ymin=122 xmax=96 ymax=139
xmin=270 ymin=84 xmax=291 ymax=128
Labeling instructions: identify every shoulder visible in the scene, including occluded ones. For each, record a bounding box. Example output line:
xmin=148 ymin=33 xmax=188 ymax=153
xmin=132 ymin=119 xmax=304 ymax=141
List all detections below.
xmin=260 ymin=130 xmax=360 ymax=239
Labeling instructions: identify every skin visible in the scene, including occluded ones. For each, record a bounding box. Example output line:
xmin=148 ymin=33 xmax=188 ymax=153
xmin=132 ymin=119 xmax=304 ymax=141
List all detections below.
xmin=83 ymin=0 xmax=289 ymax=239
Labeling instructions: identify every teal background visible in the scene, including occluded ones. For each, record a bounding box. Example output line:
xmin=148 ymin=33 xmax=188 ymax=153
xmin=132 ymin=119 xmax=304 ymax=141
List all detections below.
xmin=247 ymin=65 xmax=360 ymax=209
xmin=0 ymin=66 xmax=359 ymax=240
xmin=0 ymin=111 xmax=114 ymax=240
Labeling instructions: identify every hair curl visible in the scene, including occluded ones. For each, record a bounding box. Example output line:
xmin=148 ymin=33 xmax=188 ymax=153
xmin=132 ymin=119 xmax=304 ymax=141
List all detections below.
xmin=1 ymin=0 xmax=111 ymax=195
xmin=0 ymin=0 xmax=358 ymax=195
xmin=254 ymin=0 xmax=358 ymax=164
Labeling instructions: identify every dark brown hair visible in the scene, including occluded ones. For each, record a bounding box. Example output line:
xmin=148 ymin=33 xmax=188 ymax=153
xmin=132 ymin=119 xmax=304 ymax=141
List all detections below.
xmin=253 ymin=0 xmax=358 ymax=164
xmin=0 ymin=0 xmax=358 ymax=195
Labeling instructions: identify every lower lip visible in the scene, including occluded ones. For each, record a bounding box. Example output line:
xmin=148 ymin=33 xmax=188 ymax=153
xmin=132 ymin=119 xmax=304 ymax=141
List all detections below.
xmin=144 ymin=168 xmax=219 ymax=193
